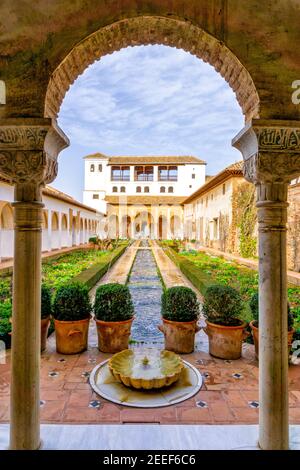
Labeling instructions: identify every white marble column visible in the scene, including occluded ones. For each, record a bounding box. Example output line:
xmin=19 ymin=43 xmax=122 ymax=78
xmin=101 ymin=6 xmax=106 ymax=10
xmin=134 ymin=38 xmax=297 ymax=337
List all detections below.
xmin=233 ymin=119 xmax=300 ymax=450
xmin=0 ymin=118 xmax=69 ymax=449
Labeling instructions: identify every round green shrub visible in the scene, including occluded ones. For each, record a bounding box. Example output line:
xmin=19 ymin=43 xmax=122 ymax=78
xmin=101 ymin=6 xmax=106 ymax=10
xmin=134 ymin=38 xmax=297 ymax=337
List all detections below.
xmin=53 ymin=282 xmax=92 ymax=321
xmin=249 ymin=291 xmax=294 ymax=330
xmin=202 ymin=284 xmax=244 ymax=326
xmin=94 ymin=283 xmax=134 ymax=322
xmin=0 ymin=318 xmax=12 ymax=336
xmin=41 ymin=284 xmax=52 ymax=319
xmin=161 ymin=286 xmax=199 ymax=322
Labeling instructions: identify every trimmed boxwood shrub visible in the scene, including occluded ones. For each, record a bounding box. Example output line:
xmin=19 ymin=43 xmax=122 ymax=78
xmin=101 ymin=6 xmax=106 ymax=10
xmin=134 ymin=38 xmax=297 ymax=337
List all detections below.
xmin=53 ymin=282 xmax=92 ymax=321
xmin=94 ymin=283 xmax=134 ymax=322
xmin=41 ymin=284 xmax=52 ymax=319
xmin=203 ymin=284 xmax=244 ymax=326
xmin=249 ymin=291 xmax=295 ymax=331
xmin=161 ymin=286 xmax=199 ymax=322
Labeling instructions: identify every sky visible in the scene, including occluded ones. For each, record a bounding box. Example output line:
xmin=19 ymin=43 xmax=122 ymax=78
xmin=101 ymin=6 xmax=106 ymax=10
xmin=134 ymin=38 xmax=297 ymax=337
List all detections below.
xmin=55 ymin=45 xmax=244 ymax=201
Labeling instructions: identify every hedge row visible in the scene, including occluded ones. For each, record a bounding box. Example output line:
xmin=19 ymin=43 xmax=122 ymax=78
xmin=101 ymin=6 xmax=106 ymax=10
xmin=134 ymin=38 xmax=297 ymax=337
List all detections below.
xmin=73 ymin=242 xmax=128 ymax=290
xmin=162 ymin=245 xmax=214 ymax=296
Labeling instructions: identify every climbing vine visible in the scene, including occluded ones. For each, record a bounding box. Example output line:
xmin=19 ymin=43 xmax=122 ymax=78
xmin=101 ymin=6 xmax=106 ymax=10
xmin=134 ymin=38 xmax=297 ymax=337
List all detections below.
xmin=232 ymin=182 xmax=257 ymax=258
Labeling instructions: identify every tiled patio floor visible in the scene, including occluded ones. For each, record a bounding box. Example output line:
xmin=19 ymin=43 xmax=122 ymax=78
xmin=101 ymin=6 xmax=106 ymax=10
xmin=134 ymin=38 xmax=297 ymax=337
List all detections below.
xmin=1 ymin=328 xmax=300 ymax=425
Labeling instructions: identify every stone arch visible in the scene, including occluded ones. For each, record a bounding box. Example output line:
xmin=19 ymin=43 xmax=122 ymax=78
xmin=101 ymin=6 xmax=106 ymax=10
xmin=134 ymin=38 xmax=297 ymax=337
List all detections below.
xmin=42 ymin=211 xmax=48 ymax=230
xmin=121 ymin=215 xmax=132 ymax=239
xmin=0 ymin=203 xmax=13 ymax=230
xmin=108 ymin=214 xmax=119 ymax=239
xmin=61 ymin=213 xmax=68 ymax=248
xmin=45 ymin=16 xmax=260 ymax=122
xmin=61 ymin=214 xmax=68 ymax=230
xmin=51 ymin=212 xmax=60 ymax=250
xmin=170 ymin=214 xmax=182 ymax=239
xmin=134 ymin=211 xmax=154 ymax=238
xmin=158 ymin=214 xmax=168 ymax=240
xmin=0 ymin=203 xmax=14 ymax=260
xmin=51 ymin=212 xmax=59 ymax=231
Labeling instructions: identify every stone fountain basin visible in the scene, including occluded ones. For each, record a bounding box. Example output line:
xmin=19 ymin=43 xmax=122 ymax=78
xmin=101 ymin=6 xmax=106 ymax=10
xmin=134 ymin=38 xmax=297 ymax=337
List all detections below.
xmin=108 ymin=348 xmax=184 ymax=390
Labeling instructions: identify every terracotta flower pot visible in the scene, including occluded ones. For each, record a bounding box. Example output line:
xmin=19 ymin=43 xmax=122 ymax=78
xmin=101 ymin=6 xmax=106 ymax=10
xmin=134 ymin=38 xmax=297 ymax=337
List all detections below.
xmin=250 ymin=321 xmax=294 ymax=359
xmin=288 ymin=329 xmax=295 ymax=352
xmin=249 ymin=320 xmax=259 ymax=359
xmin=54 ymin=317 xmax=90 ymax=354
xmin=41 ymin=317 xmax=50 ymax=352
xmin=95 ymin=317 xmax=133 ymax=353
xmin=204 ymin=320 xmax=248 ymax=360
xmin=158 ymin=318 xmax=200 ymax=354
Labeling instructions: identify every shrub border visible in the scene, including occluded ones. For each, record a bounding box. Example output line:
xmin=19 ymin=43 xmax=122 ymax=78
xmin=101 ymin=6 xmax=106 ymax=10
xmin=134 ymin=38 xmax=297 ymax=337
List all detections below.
xmin=73 ymin=242 xmax=129 ymax=290
xmin=161 ymin=244 xmax=214 ymax=296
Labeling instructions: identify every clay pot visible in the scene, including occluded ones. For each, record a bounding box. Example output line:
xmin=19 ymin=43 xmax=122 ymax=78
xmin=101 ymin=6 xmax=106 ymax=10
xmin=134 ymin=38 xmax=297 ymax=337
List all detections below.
xmin=95 ymin=318 xmax=133 ymax=353
xmin=250 ymin=321 xmax=294 ymax=359
xmin=204 ymin=320 xmax=248 ymax=360
xmin=158 ymin=318 xmax=200 ymax=354
xmin=249 ymin=320 xmax=259 ymax=359
xmin=288 ymin=329 xmax=295 ymax=352
xmin=54 ymin=317 xmax=90 ymax=354
xmin=41 ymin=317 xmax=50 ymax=352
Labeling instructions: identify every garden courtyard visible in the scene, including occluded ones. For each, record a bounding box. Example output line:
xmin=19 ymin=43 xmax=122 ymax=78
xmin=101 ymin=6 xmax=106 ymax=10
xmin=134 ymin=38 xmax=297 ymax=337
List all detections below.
xmin=1 ymin=241 xmax=300 ymax=438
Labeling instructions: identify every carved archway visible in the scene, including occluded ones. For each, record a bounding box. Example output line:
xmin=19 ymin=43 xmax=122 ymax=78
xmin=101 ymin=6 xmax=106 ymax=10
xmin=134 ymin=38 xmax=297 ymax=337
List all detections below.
xmin=45 ymin=16 xmax=260 ymax=122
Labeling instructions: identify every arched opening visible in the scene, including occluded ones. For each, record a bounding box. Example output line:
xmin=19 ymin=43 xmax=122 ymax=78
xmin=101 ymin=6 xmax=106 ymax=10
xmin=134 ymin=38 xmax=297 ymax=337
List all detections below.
xmin=41 ymin=210 xmax=49 ymax=252
xmin=108 ymin=214 xmax=119 ymax=239
xmin=0 ymin=203 xmax=14 ymax=260
xmin=72 ymin=216 xmax=77 ymax=246
xmin=121 ymin=215 xmax=132 ymax=239
xmin=158 ymin=214 xmax=168 ymax=240
xmin=80 ymin=218 xmax=84 ymax=244
xmin=61 ymin=214 xmax=68 ymax=248
xmin=45 ymin=17 xmax=260 ymax=122
xmin=51 ymin=212 xmax=60 ymax=250
xmin=170 ymin=214 xmax=182 ymax=240
xmin=134 ymin=212 xmax=154 ymax=239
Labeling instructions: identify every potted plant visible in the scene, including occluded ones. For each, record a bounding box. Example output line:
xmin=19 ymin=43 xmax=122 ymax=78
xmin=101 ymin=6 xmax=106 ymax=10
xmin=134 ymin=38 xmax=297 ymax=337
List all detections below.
xmin=94 ymin=283 xmax=134 ymax=353
xmin=203 ymin=284 xmax=247 ymax=360
xmin=53 ymin=282 xmax=92 ymax=354
xmin=158 ymin=286 xmax=200 ymax=354
xmin=249 ymin=292 xmax=295 ymax=358
xmin=41 ymin=284 xmax=53 ymax=352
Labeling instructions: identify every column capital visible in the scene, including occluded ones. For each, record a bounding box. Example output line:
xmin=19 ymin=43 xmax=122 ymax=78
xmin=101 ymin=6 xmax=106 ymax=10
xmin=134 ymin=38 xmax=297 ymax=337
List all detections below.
xmin=0 ymin=118 xmax=69 ymax=201
xmin=232 ymin=119 xmax=300 ymax=186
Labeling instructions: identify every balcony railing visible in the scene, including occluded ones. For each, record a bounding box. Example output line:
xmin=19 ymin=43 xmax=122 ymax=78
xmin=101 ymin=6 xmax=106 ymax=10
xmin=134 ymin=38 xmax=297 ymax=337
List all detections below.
xmin=111 ymin=175 xmax=130 ymax=181
xmin=158 ymin=176 xmax=178 ymax=181
xmin=134 ymin=175 xmax=154 ymax=182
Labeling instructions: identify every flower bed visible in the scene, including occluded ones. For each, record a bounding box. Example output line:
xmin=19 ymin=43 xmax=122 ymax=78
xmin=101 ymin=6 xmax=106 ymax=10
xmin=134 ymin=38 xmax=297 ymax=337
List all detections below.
xmin=162 ymin=245 xmax=300 ymax=330
xmin=0 ymin=243 xmax=129 ymax=341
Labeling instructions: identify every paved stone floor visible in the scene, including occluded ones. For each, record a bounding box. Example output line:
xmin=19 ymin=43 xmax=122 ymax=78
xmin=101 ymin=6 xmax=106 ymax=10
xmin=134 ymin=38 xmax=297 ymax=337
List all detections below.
xmin=1 ymin=241 xmax=300 ymax=425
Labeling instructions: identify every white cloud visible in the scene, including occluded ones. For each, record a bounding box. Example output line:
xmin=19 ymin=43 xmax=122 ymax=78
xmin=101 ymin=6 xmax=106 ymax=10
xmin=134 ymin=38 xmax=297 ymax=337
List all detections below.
xmin=55 ymin=45 xmax=244 ymax=200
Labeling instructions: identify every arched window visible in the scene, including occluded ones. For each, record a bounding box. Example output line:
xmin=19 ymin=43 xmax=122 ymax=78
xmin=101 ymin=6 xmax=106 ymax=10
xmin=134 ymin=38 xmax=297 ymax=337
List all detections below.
xmin=98 ymin=164 xmax=102 ymax=172
xmin=168 ymin=187 xmax=174 ymax=193
xmin=136 ymin=186 xmax=141 ymax=193
xmin=112 ymin=186 xmax=118 ymax=193
xmin=160 ymin=186 xmax=166 ymax=193
xmin=144 ymin=186 xmax=150 ymax=193
xmin=120 ymin=186 xmax=126 ymax=193
xmin=90 ymin=164 xmax=95 ymax=172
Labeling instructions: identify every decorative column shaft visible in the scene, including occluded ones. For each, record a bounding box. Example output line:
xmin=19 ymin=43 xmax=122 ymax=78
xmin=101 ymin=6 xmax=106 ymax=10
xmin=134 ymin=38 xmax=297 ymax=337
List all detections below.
xmin=233 ymin=120 xmax=300 ymax=450
xmin=0 ymin=118 xmax=69 ymax=449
